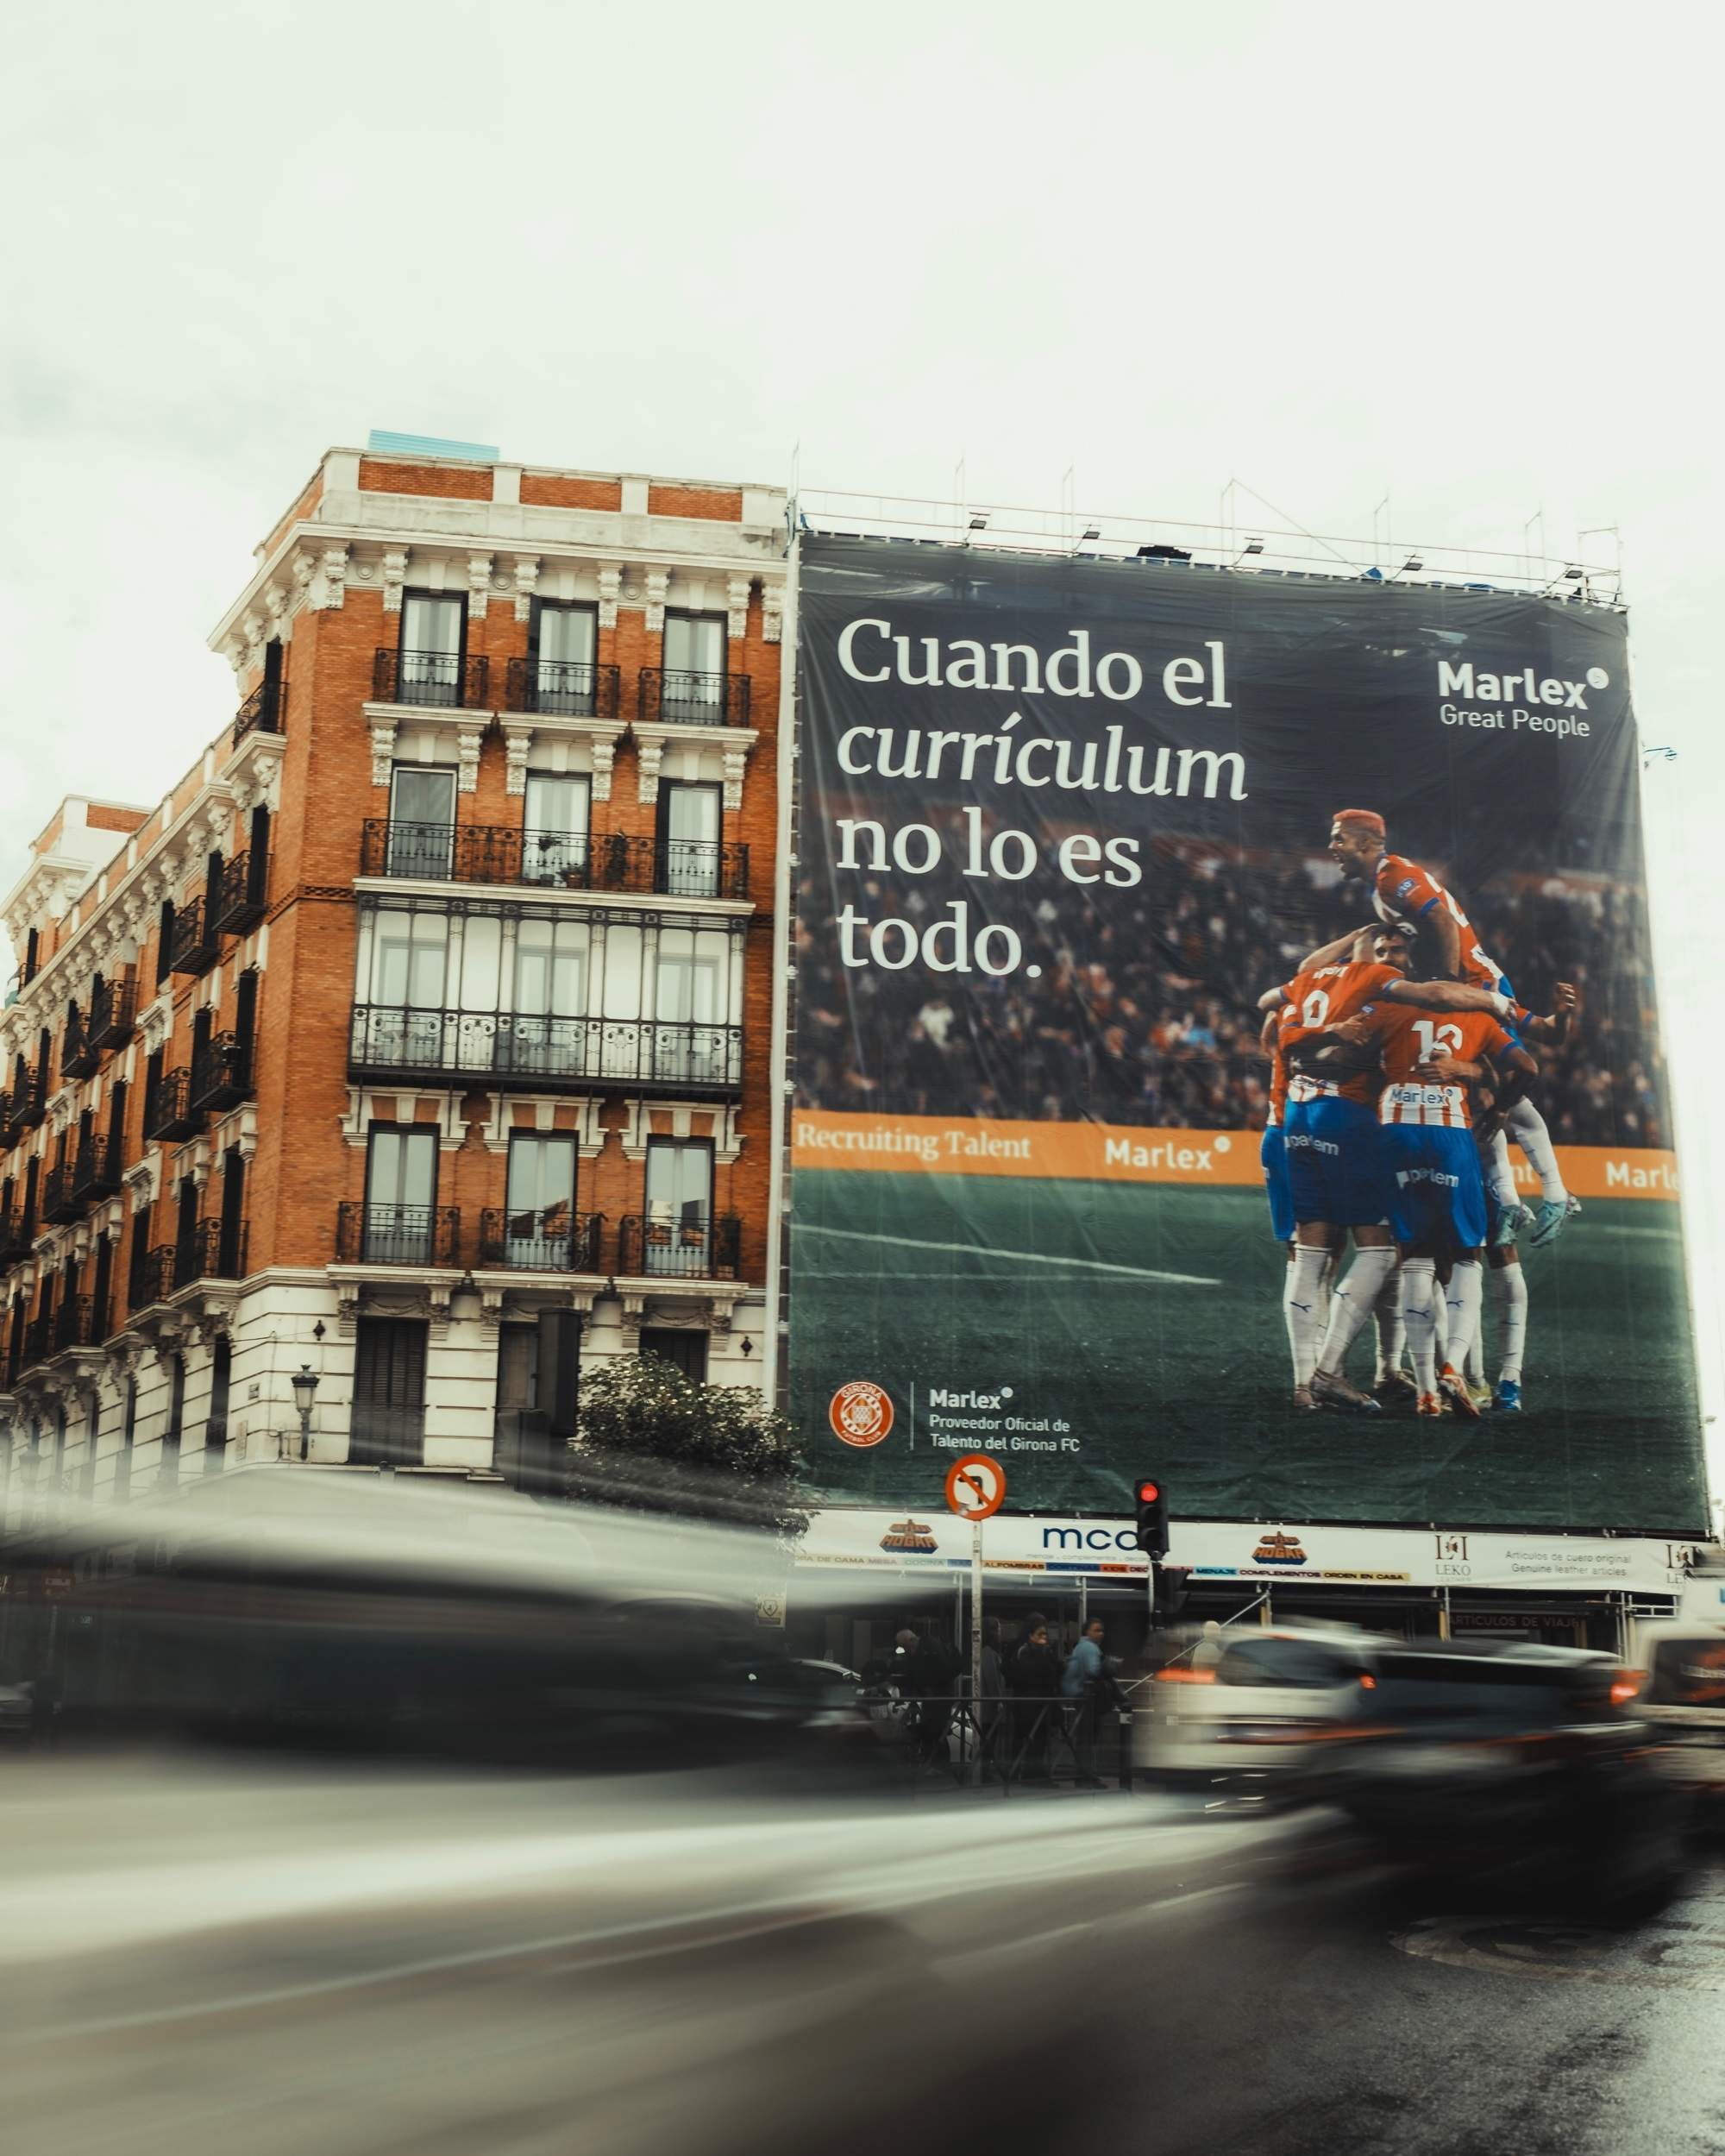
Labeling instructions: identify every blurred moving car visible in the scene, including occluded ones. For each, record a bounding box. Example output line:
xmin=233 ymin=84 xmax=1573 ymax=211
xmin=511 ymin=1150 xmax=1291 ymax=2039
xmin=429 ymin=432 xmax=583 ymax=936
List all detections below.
xmin=1136 ymin=1626 xmax=1378 ymax=1793
xmin=1624 ymin=1620 xmax=1725 ymax=1820
xmin=0 ymin=1677 xmax=34 ymax=1741
xmin=1327 ymin=1639 xmax=1688 ymax=1916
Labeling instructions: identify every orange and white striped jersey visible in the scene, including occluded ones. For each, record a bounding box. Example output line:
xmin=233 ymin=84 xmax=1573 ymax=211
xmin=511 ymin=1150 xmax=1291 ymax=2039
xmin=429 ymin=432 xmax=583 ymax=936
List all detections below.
xmin=1267 ymin=1034 xmax=1289 ymax=1128
xmin=1371 ymin=852 xmax=1506 ymax=993
xmin=1277 ymin=958 xmax=1402 ymax=1107
xmin=1353 ymin=1001 xmax=1515 ymax=1128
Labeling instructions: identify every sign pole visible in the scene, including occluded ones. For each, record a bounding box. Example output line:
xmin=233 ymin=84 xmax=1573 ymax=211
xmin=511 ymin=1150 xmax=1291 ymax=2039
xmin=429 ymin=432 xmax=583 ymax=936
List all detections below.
xmin=969 ymin=1516 xmax=983 ymax=1788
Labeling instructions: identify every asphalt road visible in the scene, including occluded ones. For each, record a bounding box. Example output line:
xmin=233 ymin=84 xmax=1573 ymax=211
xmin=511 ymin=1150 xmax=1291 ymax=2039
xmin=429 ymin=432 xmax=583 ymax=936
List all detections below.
xmin=0 ymin=1757 xmax=1720 ymax=2156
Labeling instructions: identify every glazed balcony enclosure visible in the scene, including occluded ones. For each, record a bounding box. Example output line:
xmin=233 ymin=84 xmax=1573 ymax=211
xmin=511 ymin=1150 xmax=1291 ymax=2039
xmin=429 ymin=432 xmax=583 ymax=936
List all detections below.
xmin=351 ymin=899 xmax=746 ymax=1099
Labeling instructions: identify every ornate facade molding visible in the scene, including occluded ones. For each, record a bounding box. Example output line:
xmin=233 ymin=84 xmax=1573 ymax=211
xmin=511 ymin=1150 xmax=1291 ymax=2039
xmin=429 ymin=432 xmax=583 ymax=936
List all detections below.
xmin=512 ymin=556 xmax=539 ymax=622
xmin=597 ymin=562 xmax=622 ymax=628
xmin=617 ymin=1099 xmax=743 ymax=1164
xmin=369 ymin=719 xmax=398 ymax=787
xmin=476 ymin=1093 xmax=608 ymax=1157
xmin=643 ymin=566 xmax=669 ymax=632
xmin=136 ymin=991 xmax=173 ymax=1056
xmin=726 ymin=575 xmax=752 ymax=637
xmin=467 ymin=553 xmax=493 ymax=619
xmin=338 ymin=1087 xmax=469 ymax=1151
xmin=762 ymin=580 xmax=784 ymax=644
xmin=381 ymin=549 xmax=408 ymax=613
xmin=125 ymin=1151 xmax=161 ymax=1215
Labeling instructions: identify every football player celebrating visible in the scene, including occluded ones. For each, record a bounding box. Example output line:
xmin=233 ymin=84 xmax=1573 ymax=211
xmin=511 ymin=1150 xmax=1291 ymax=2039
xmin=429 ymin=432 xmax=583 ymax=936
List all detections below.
xmin=1332 ymin=996 xmax=1540 ymax=1417
xmin=1262 ymin=928 xmax=1524 ymax=1413
xmin=1325 ymin=808 xmax=1577 ymax=1250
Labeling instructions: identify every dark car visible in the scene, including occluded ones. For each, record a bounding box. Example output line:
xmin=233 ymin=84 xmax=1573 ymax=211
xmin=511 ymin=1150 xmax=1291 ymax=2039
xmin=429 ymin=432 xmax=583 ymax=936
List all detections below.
xmin=1324 ymin=1640 xmax=1689 ymax=1918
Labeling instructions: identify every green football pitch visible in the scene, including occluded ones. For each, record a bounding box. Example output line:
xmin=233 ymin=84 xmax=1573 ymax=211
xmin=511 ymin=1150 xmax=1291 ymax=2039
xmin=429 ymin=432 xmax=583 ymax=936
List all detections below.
xmin=790 ymin=1169 xmax=1708 ymax=1534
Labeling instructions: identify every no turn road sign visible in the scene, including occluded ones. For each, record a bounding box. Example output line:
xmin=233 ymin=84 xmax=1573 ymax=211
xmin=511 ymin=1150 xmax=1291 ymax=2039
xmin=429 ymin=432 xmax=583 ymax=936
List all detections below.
xmin=944 ymin=1452 xmax=1007 ymax=1521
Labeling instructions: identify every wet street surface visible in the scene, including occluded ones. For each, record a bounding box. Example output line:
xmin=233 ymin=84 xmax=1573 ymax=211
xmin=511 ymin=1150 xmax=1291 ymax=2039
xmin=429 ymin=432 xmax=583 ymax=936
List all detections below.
xmin=0 ymin=1758 xmax=1719 ymax=2156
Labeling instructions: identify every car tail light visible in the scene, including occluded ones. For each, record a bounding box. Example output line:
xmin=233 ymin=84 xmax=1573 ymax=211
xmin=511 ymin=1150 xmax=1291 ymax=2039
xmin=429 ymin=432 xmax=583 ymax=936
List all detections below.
xmin=1155 ymin=1666 xmax=1216 ymax=1684
xmin=1358 ymin=1673 xmax=1377 ymax=1690
xmin=1609 ymin=1671 xmax=1645 ymax=1707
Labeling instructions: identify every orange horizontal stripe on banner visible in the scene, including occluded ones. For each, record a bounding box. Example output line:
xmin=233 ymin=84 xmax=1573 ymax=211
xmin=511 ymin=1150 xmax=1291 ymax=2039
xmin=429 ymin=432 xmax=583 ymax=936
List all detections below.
xmin=791 ymin=1112 xmax=1683 ymax=1202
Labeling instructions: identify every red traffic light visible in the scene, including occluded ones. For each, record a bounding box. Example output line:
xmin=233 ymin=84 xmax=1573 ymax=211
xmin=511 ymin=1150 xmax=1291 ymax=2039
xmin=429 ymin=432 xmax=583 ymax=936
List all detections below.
xmin=1136 ymin=1479 xmax=1162 ymax=1505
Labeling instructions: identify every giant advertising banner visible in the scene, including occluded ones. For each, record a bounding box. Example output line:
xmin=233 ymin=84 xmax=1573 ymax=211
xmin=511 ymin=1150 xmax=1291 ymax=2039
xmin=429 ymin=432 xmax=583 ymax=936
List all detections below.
xmin=790 ymin=534 xmax=1708 ymax=1534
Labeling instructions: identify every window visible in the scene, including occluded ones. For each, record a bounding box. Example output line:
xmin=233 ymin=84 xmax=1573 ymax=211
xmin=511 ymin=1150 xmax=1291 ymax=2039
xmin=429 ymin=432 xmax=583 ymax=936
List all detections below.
xmin=351 ymin=1316 xmax=427 ymax=1466
xmin=218 ymin=1146 xmax=247 ymax=1277
xmin=364 ymin=1125 xmax=439 ymax=1263
xmin=143 ymin=1047 xmax=164 ymax=1138
xmin=662 ymin=611 xmax=726 ymax=719
xmin=91 ymin=1234 xmax=113 ymax=1342
xmin=522 ymin=772 xmax=592 ymax=886
xmin=174 ymin=1175 xmax=200 ymax=1287
xmin=129 ymin=1199 xmax=153 ymax=1309
xmin=21 ymin=1158 xmax=38 ymax=1237
xmin=156 ymin=900 xmax=176 ymax=990
xmin=116 ymin=1378 xmax=136 ymax=1501
xmin=660 ymin=781 xmax=722 ymax=897
xmin=362 ymin=911 xmax=450 ymax=1070
xmin=504 ymin=1134 xmax=576 ymax=1267
xmin=654 ymin=927 xmax=725 ymax=1084
xmin=388 ymin=764 xmax=458 ymax=878
xmin=640 ymin=1327 xmax=708 ymax=1382
xmin=531 ymin=602 xmax=598 ymax=715
xmin=398 ymin=594 xmax=466 ymax=707
xmin=207 ymin=1336 xmax=232 ymax=1461
xmin=163 ymin=1355 xmax=185 ymax=1479
xmin=643 ymin=1138 xmax=712 ymax=1278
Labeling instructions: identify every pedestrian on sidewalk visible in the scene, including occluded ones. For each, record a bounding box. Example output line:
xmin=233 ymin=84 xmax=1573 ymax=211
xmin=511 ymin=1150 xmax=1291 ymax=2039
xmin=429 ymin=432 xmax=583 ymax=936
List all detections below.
xmin=1062 ymin=1619 xmax=1125 ymax=1787
xmin=1009 ymin=1614 xmax=1061 ymax=1782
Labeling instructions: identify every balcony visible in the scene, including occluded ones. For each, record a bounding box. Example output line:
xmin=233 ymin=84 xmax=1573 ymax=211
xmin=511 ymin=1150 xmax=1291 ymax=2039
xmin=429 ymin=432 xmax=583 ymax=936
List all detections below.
xmin=637 ymin=669 xmax=750 ymax=728
xmin=617 ymin=1212 xmax=742 ymax=1281
xmin=336 ymin=1202 xmax=461 ymax=1268
xmin=11 ymin=1064 xmax=46 ymax=1131
xmin=145 ymin=1067 xmax=198 ymax=1143
xmin=137 ymin=1220 xmax=248 ymax=1311
xmin=348 ymin=1009 xmax=743 ymax=1098
xmin=478 ymin=1208 xmax=605 ymax=1273
xmin=372 ymin=648 xmax=490 ymax=710
xmin=168 ymin=897 xmax=217 ymax=977
xmin=503 ymin=657 xmax=621 ymax=720
xmin=210 ymin=848 xmax=268 ymax=936
xmin=0 ymin=1207 xmax=29 ymax=1267
xmin=234 ymin=677 xmax=286 ymax=745
xmin=71 ymin=1135 xmax=122 ymax=1205
xmin=41 ymin=1164 xmax=80 ymax=1226
xmin=52 ymin=1295 xmax=95 ymax=1355
xmin=358 ymin=820 xmax=750 ymax=900
xmin=189 ymin=1032 xmax=254 ymax=1116
xmin=90 ymin=973 xmax=137 ymax=1051
xmin=61 ymin=1009 xmax=97 ymax=1080
xmin=22 ymin=1310 xmax=53 ymax=1373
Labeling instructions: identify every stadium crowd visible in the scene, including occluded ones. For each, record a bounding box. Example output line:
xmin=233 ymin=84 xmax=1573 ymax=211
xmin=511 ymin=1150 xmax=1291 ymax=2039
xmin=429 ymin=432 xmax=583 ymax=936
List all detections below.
xmin=794 ymin=839 xmax=1671 ymax=1147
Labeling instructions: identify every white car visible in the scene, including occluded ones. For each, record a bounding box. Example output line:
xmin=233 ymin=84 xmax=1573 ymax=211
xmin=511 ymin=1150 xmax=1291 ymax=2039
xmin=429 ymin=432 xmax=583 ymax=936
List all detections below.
xmin=1624 ymin=1622 xmax=1725 ymax=1810
xmin=1135 ymin=1626 xmax=1379 ymax=1793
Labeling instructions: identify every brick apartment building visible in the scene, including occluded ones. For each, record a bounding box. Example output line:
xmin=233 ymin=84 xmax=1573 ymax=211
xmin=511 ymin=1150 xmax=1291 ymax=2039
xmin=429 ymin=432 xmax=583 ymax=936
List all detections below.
xmin=0 ymin=443 xmax=788 ymax=1506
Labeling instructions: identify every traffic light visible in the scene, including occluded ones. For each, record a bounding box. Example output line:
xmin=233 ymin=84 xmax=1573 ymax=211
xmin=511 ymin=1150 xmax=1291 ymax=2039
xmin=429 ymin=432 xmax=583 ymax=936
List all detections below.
xmin=1133 ymin=1477 xmax=1169 ymax=1558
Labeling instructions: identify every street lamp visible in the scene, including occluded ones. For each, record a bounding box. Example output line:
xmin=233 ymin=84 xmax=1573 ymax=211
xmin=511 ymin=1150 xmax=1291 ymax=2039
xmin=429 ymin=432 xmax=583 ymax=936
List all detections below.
xmin=291 ymin=1365 xmax=319 ymax=1461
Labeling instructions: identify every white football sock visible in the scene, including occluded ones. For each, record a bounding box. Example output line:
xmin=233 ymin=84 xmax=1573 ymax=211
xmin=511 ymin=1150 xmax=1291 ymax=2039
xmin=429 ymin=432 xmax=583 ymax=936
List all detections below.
xmin=1484 ymin=1128 xmax=1519 ymax=1209
xmin=1464 ymin=1292 xmax=1485 ymax=1386
xmin=1372 ymin=1262 xmax=1405 ymax=1381
xmin=1445 ymin=1260 xmax=1484 ymax=1376
xmin=1508 ymin=1097 xmax=1566 ymax=1204
xmin=1402 ymin=1260 xmax=1440 ymax=1397
xmin=1280 ymin=1258 xmax=1303 ymax=1384
xmin=1496 ymin=1263 xmax=1528 ymax=1384
xmin=1287 ymin=1245 xmax=1333 ymax=1386
xmin=1316 ymin=1246 xmax=1398 ymax=1376
xmin=1431 ymin=1272 xmax=1449 ymax=1368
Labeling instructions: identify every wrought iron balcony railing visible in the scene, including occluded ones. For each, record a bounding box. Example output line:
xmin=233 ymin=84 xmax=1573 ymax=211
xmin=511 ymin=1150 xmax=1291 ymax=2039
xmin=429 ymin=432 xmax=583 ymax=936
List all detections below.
xmin=52 ymin=1294 xmax=94 ymax=1355
xmin=61 ymin=1009 xmax=96 ymax=1080
xmin=637 ymin=669 xmax=750 ymax=728
xmin=210 ymin=848 xmax=268 ymax=936
xmin=358 ymin=820 xmax=750 ymax=900
xmin=71 ymin=1135 xmax=122 ymax=1205
xmin=90 ymin=972 xmax=137 ymax=1050
xmin=184 ymin=1216 xmax=247 ymax=1287
xmin=22 ymin=1309 xmax=53 ymax=1372
xmin=41 ymin=1164 xmax=80 ymax=1225
xmin=168 ymin=896 xmax=217 ymax=976
xmin=189 ymin=1033 xmax=254 ymax=1116
xmin=10 ymin=1064 xmax=46 ymax=1131
xmin=0 ymin=1207 xmax=29 ymax=1267
xmin=348 ymin=1009 xmax=743 ymax=1097
xmin=335 ymin=1202 xmax=461 ymax=1268
xmin=502 ymin=657 xmax=621 ymax=720
xmin=145 ymin=1067 xmax=198 ymax=1143
xmin=372 ymin=648 xmax=490 ymax=709
xmin=477 ymin=1208 xmax=605 ymax=1273
xmin=617 ymin=1211 xmax=742 ymax=1281
xmin=234 ymin=677 xmax=286 ymax=745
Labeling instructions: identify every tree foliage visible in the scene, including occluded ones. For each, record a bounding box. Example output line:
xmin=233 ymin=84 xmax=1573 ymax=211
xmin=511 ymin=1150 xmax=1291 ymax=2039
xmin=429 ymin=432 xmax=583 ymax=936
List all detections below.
xmin=569 ymin=1356 xmax=811 ymax=1547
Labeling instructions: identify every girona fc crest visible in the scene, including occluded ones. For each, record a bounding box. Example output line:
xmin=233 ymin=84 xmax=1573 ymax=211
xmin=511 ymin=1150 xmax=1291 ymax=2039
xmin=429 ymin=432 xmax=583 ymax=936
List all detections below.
xmin=829 ymin=1380 xmax=894 ymax=1448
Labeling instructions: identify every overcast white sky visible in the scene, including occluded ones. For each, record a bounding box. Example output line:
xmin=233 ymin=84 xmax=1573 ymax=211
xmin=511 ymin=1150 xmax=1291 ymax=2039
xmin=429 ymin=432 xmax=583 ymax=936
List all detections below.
xmin=3 ymin=2 xmax=1720 ymax=1500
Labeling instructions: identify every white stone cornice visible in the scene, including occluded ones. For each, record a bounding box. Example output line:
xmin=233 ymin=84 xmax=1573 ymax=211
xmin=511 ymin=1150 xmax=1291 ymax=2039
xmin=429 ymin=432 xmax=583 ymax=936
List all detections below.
xmin=136 ymin=992 xmax=172 ymax=1056
xmin=477 ymin=1093 xmax=607 ymax=1156
xmin=223 ymin=725 xmax=286 ymax=816
xmin=313 ymin=544 xmax=350 ymax=612
xmin=125 ymin=1150 xmax=161 ymax=1215
xmin=46 ymin=1084 xmax=77 ymax=1135
xmin=618 ymin=1100 xmax=743 ymax=1163
xmin=630 ymin=722 xmax=760 ymax=809
xmin=338 ymin=1089 xmax=467 ymax=1151
xmin=210 ymin=1103 xmax=258 ymax=1162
